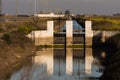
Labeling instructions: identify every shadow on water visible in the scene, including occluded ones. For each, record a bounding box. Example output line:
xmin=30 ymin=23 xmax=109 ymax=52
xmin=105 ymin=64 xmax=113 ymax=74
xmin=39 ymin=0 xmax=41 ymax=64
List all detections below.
xmin=100 ymin=34 xmax=120 ymax=80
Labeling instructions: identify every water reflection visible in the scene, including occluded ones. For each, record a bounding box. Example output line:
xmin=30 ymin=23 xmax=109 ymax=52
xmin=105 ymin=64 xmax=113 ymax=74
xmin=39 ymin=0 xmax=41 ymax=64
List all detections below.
xmin=10 ymin=48 xmax=104 ymax=80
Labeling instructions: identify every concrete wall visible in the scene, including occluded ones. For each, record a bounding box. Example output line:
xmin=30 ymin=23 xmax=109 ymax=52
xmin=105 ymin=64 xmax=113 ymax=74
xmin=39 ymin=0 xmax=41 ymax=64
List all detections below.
xmin=85 ymin=21 xmax=93 ymax=45
xmin=34 ymin=21 xmax=54 ymax=38
xmin=27 ymin=21 xmax=54 ymax=45
xmin=93 ymin=31 xmax=120 ymax=44
xmin=93 ymin=31 xmax=120 ymax=38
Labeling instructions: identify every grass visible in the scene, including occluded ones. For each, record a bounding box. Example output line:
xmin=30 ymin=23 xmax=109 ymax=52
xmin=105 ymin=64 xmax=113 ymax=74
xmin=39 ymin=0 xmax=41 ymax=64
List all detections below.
xmin=37 ymin=44 xmax=92 ymax=49
xmin=89 ymin=16 xmax=120 ymax=31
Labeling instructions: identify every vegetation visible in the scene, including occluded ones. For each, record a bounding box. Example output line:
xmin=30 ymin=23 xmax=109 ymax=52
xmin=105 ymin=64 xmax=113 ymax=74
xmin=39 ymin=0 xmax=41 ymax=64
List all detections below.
xmin=17 ymin=22 xmax=35 ymax=34
xmin=65 ymin=9 xmax=71 ymax=15
xmin=0 ymin=17 xmax=37 ymax=80
xmin=0 ymin=31 xmax=36 ymax=80
xmin=0 ymin=28 xmax=4 ymax=33
xmin=89 ymin=16 xmax=120 ymax=30
xmin=2 ymin=34 xmax=11 ymax=44
xmin=37 ymin=44 xmax=92 ymax=49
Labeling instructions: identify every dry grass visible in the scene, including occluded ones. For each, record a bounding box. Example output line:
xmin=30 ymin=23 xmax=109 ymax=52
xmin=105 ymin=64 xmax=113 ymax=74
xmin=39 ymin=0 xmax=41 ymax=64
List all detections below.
xmin=88 ymin=16 xmax=120 ymax=31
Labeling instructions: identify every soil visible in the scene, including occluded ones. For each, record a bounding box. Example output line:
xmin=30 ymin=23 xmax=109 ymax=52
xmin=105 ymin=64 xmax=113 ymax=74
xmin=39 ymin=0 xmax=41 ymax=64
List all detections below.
xmin=0 ymin=31 xmax=36 ymax=80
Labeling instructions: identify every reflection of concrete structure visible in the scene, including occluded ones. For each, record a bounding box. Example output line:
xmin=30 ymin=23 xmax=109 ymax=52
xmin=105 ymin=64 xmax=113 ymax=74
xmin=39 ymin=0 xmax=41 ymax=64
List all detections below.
xmin=85 ymin=48 xmax=104 ymax=77
xmin=66 ymin=48 xmax=73 ymax=75
xmin=85 ymin=48 xmax=93 ymax=74
xmin=10 ymin=48 xmax=104 ymax=80
xmin=73 ymin=49 xmax=85 ymax=76
xmin=34 ymin=48 xmax=54 ymax=74
xmin=34 ymin=48 xmax=85 ymax=76
xmin=54 ymin=49 xmax=66 ymax=76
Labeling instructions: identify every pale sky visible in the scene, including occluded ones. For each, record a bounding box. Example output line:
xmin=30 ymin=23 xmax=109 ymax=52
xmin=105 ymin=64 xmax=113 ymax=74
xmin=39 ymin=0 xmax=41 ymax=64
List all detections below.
xmin=2 ymin=0 xmax=120 ymax=15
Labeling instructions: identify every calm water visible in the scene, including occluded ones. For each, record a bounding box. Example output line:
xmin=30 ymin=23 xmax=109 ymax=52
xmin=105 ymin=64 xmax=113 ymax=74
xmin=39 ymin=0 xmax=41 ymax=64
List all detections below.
xmin=9 ymin=48 xmax=104 ymax=80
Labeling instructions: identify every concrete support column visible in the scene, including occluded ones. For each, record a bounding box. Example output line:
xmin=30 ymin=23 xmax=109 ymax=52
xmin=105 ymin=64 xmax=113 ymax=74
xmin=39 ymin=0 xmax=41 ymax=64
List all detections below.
xmin=66 ymin=21 xmax=73 ymax=45
xmin=85 ymin=21 xmax=93 ymax=45
xmin=66 ymin=48 xmax=73 ymax=75
xmin=46 ymin=21 xmax=54 ymax=45
xmin=85 ymin=48 xmax=93 ymax=75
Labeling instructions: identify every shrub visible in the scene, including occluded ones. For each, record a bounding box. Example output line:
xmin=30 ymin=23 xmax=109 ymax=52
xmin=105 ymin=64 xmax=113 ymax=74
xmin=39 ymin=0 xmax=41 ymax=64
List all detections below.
xmin=2 ymin=34 xmax=11 ymax=44
xmin=17 ymin=23 xmax=34 ymax=34
xmin=0 ymin=28 xmax=4 ymax=33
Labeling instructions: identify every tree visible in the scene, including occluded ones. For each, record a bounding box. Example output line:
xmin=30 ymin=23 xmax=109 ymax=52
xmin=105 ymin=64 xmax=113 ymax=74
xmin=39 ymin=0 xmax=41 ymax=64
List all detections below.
xmin=65 ymin=9 xmax=71 ymax=15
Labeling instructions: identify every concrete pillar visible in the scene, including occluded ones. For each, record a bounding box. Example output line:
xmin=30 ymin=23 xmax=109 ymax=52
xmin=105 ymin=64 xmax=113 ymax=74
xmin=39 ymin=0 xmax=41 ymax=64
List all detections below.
xmin=66 ymin=48 xmax=73 ymax=75
xmin=85 ymin=48 xmax=93 ymax=75
xmin=47 ymin=21 xmax=54 ymax=45
xmin=66 ymin=21 xmax=73 ymax=45
xmin=85 ymin=21 xmax=93 ymax=45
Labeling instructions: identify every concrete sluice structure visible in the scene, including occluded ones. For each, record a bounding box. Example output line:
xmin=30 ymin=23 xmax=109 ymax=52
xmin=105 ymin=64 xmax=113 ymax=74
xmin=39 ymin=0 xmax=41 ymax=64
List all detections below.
xmin=54 ymin=34 xmax=85 ymax=44
xmin=27 ymin=20 xmax=93 ymax=46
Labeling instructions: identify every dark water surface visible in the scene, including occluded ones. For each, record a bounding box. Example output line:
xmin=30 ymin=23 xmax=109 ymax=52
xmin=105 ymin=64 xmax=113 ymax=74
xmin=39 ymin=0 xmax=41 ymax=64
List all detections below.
xmin=9 ymin=48 xmax=105 ymax=80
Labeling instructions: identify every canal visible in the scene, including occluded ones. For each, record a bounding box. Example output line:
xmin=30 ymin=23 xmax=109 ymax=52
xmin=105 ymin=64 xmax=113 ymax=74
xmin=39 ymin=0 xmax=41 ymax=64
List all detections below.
xmin=9 ymin=48 xmax=105 ymax=80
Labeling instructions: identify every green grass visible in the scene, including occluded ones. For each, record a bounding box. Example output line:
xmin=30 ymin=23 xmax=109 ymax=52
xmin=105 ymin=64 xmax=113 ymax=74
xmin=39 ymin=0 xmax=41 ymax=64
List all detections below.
xmin=37 ymin=44 xmax=92 ymax=49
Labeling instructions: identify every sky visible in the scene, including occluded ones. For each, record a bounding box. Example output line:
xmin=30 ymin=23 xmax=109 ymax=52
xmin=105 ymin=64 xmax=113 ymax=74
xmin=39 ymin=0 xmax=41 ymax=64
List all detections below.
xmin=2 ymin=0 xmax=120 ymax=15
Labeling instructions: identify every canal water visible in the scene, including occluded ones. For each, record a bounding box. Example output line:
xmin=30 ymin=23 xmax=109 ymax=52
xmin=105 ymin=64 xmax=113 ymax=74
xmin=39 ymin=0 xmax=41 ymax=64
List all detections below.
xmin=9 ymin=48 xmax=104 ymax=80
